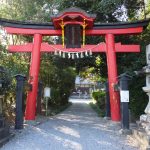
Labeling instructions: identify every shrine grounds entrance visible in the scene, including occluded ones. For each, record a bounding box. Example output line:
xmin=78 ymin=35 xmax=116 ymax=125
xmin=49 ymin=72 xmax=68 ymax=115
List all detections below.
xmin=0 ymin=7 xmax=149 ymax=121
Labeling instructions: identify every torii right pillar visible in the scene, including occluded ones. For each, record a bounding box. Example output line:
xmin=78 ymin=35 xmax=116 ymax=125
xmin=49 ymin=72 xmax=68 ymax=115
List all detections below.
xmin=105 ymin=33 xmax=120 ymax=121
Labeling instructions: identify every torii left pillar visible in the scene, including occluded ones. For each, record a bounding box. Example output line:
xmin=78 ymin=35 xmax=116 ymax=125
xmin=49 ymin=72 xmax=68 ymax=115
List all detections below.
xmin=105 ymin=34 xmax=120 ymax=121
xmin=25 ymin=34 xmax=42 ymax=120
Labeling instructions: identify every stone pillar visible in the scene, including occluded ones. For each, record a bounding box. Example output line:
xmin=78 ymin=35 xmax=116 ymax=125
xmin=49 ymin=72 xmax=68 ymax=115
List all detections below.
xmin=15 ymin=74 xmax=26 ymax=129
xmin=119 ymin=73 xmax=132 ymax=134
xmin=140 ymin=45 xmax=150 ymax=130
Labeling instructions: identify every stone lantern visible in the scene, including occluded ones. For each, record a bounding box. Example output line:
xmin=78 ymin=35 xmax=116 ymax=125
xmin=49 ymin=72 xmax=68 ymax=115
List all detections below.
xmin=140 ymin=44 xmax=150 ymax=133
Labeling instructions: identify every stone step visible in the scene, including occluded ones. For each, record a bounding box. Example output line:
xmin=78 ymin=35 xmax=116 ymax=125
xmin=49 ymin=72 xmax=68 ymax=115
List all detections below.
xmin=132 ymin=128 xmax=150 ymax=150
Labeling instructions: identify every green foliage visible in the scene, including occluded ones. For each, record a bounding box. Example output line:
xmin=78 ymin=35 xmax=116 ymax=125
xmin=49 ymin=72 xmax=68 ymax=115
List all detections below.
xmin=0 ymin=0 xmax=55 ymax=21
xmin=90 ymin=102 xmax=104 ymax=117
xmin=58 ymin=0 xmax=124 ymax=22
xmin=92 ymin=91 xmax=105 ymax=108
xmin=46 ymin=102 xmax=72 ymax=116
xmin=91 ymin=90 xmax=106 ymax=116
xmin=129 ymin=77 xmax=148 ymax=119
xmin=40 ymin=55 xmax=76 ymax=106
xmin=0 ymin=66 xmax=11 ymax=95
xmin=78 ymin=55 xmax=106 ymax=82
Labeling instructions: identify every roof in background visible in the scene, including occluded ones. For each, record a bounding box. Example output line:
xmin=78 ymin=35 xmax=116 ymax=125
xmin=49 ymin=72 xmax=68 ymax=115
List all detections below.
xmin=75 ymin=76 xmax=95 ymax=85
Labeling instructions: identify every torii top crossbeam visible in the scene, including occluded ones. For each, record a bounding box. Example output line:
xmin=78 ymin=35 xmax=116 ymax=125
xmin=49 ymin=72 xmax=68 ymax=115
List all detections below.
xmin=0 ymin=7 xmax=149 ymax=122
xmin=0 ymin=16 xmax=149 ymax=35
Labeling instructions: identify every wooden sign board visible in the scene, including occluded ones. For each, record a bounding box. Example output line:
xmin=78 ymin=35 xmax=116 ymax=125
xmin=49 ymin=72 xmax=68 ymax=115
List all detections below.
xmin=44 ymin=87 xmax=51 ymax=98
xmin=120 ymin=90 xmax=129 ymax=102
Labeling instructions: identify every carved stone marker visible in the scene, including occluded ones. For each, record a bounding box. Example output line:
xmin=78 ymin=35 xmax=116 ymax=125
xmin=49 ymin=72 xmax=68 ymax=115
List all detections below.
xmin=146 ymin=44 xmax=150 ymax=65
xmin=140 ymin=45 xmax=150 ymax=124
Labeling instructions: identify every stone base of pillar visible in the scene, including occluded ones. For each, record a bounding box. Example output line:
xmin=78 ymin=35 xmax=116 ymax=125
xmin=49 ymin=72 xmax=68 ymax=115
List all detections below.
xmin=140 ymin=114 xmax=150 ymax=122
xmin=119 ymin=128 xmax=132 ymax=135
xmin=132 ymin=114 xmax=150 ymax=150
xmin=24 ymin=120 xmax=41 ymax=126
xmin=103 ymin=116 xmax=111 ymax=120
xmin=132 ymin=128 xmax=150 ymax=150
xmin=140 ymin=114 xmax=150 ymax=134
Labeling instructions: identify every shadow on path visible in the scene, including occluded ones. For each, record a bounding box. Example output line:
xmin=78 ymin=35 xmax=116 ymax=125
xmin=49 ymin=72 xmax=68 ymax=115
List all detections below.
xmin=1 ymin=98 xmax=138 ymax=150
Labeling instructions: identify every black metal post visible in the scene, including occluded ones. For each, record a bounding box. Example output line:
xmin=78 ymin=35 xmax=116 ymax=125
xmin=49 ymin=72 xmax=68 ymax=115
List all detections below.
xmin=119 ymin=73 xmax=131 ymax=130
xmin=15 ymin=74 xmax=26 ymax=129
xmin=36 ymin=81 xmax=43 ymax=115
xmin=105 ymin=81 xmax=111 ymax=118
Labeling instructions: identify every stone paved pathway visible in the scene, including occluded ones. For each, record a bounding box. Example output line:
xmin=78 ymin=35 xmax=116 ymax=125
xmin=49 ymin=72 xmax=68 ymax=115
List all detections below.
xmin=1 ymin=99 xmax=138 ymax=150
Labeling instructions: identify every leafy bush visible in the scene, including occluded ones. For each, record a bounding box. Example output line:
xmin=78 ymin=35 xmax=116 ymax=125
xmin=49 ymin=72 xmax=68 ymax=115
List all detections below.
xmin=49 ymin=68 xmax=75 ymax=106
xmin=129 ymin=76 xmax=148 ymax=120
xmin=92 ymin=91 xmax=105 ymax=109
xmin=0 ymin=66 xmax=11 ymax=95
xmin=0 ymin=45 xmax=76 ymax=123
xmin=40 ymin=57 xmax=76 ymax=107
xmin=91 ymin=91 xmax=106 ymax=116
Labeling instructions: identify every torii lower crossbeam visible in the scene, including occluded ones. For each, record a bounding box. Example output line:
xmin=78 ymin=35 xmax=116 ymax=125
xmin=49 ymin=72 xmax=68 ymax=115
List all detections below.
xmin=8 ymin=43 xmax=140 ymax=53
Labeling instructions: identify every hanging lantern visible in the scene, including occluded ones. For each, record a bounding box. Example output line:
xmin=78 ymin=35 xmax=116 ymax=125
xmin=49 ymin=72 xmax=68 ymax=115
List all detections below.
xmin=65 ymin=24 xmax=81 ymax=48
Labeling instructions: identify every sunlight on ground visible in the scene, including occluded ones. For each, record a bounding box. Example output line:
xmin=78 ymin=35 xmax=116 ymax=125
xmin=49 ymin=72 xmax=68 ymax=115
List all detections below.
xmin=55 ymin=125 xmax=80 ymax=138
xmin=69 ymin=98 xmax=92 ymax=104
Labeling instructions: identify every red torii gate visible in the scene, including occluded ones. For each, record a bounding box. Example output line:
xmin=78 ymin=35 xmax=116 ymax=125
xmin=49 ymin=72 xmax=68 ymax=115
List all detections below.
xmin=0 ymin=7 xmax=149 ymax=121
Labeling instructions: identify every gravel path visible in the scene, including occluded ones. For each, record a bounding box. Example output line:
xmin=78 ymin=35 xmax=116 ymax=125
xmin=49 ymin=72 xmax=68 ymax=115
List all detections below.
xmin=1 ymin=99 xmax=138 ymax=150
